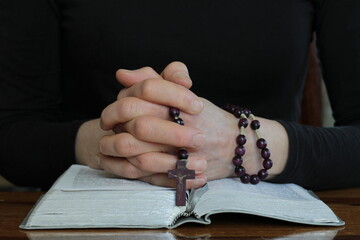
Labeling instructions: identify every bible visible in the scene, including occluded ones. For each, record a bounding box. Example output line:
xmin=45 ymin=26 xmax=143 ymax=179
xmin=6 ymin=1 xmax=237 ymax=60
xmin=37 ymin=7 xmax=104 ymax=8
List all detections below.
xmin=20 ymin=165 xmax=344 ymax=229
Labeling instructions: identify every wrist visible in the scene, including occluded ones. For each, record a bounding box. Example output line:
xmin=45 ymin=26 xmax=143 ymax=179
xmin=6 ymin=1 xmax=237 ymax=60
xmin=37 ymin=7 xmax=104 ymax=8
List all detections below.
xmin=223 ymin=105 xmax=289 ymax=182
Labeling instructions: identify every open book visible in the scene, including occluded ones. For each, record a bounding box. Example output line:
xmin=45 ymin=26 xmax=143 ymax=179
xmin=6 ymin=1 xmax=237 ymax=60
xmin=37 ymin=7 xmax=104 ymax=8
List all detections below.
xmin=20 ymin=165 xmax=344 ymax=229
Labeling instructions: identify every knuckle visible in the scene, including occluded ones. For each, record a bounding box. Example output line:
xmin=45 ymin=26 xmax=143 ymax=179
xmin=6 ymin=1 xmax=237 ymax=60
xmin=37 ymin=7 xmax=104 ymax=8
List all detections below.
xmin=140 ymin=78 xmax=158 ymax=99
xmin=173 ymin=128 xmax=189 ymax=147
xmin=122 ymin=164 xmax=142 ymax=179
xmin=100 ymin=109 xmax=110 ymax=129
xmin=133 ymin=116 xmax=151 ymax=138
xmin=117 ymin=88 xmax=127 ymax=99
xmin=134 ymin=154 xmax=152 ymax=171
xmin=117 ymin=98 xmax=138 ymax=121
xmin=114 ymin=135 xmax=138 ymax=156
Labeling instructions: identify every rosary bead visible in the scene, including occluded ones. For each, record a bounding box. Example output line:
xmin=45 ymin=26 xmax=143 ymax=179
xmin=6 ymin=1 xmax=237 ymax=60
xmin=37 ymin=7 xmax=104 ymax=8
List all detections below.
xmin=225 ymin=105 xmax=272 ymax=185
xmin=243 ymin=108 xmax=251 ymax=118
xmin=258 ymin=169 xmax=268 ymax=180
xmin=238 ymin=118 xmax=248 ymax=128
xmin=169 ymin=107 xmax=180 ymax=118
xmin=256 ymin=138 xmax=267 ymax=149
xmin=250 ymin=120 xmax=260 ymax=130
xmin=233 ymin=107 xmax=244 ymax=118
xmin=263 ymin=159 xmax=273 ymax=169
xmin=235 ymin=166 xmax=246 ymax=177
xmin=224 ymin=104 xmax=236 ymax=114
xmin=178 ymin=149 xmax=189 ymax=160
xmin=236 ymin=134 xmax=247 ymax=146
xmin=232 ymin=156 xmax=243 ymax=167
xmin=175 ymin=117 xmax=185 ymax=125
xmin=223 ymin=103 xmax=232 ymax=112
xmin=240 ymin=174 xmax=251 ymax=183
xmin=250 ymin=174 xmax=260 ymax=184
xmin=235 ymin=145 xmax=246 ymax=156
xmin=261 ymin=148 xmax=271 ymax=159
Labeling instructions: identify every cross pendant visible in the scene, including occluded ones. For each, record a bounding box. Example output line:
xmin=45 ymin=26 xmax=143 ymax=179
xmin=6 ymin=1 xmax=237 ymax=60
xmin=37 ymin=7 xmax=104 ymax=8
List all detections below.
xmin=168 ymin=160 xmax=195 ymax=206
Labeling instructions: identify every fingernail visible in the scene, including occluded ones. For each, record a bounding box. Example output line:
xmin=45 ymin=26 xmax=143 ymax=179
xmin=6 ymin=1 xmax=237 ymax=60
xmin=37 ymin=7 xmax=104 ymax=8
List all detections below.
xmin=119 ymin=69 xmax=132 ymax=73
xmin=192 ymin=133 xmax=205 ymax=148
xmin=191 ymin=99 xmax=204 ymax=112
xmin=193 ymin=178 xmax=206 ymax=188
xmin=173 ymin=71 xmax=190 ymax=80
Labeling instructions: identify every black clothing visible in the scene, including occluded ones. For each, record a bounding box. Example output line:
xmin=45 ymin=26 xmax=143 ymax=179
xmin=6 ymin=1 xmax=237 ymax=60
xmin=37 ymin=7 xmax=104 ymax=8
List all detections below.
xmin=1 ymin=0 xmax=359 ymax=190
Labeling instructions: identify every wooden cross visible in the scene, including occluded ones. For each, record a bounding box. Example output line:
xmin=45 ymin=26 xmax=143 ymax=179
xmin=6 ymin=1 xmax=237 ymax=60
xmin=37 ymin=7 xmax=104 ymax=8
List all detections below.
xmin=168 ymin=160 xmax=195 ymax=206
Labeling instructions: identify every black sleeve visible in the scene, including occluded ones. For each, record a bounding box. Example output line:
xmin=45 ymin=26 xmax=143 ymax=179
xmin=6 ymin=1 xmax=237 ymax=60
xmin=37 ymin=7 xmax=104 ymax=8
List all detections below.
xmin=270 ymin=0 xmax=360 ymax=190
xmin=0 ymin=0 xmax=84 ymax=189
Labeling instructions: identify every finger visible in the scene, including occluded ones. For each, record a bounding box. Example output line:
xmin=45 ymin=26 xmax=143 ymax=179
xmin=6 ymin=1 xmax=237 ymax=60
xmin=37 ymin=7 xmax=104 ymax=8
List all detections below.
xmin=118 ymin=78 xmax=204 ymax=115
xmin=99 ymin=132 xmax=168 ymax=158
xmin=121 ymin=115 xmax=206 ymax=148
xmin=160 ymin=61 xmax=192 ymax=89
xmin=100 ymin=97 xmax=169 ymax=130
xmin=99 ymin=153 xmax=152 ymax=179
xmin=127 ymin=152 xmax=207 ymax=174
xmin=115 ymin=67 xmax=161 ymax=88
xmin=140 ymin=173 xmax=207 ymax=189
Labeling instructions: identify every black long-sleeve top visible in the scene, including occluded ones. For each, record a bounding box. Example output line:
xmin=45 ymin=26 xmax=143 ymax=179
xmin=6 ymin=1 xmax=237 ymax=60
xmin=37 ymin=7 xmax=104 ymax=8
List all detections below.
xmin=1 ymin=0 xmax=359 ymax=190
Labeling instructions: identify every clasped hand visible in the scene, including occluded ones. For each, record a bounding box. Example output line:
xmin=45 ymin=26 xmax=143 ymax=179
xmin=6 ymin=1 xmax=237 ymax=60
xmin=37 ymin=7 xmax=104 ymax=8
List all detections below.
xmin=98 ymin=62 xmax=260 ymax=188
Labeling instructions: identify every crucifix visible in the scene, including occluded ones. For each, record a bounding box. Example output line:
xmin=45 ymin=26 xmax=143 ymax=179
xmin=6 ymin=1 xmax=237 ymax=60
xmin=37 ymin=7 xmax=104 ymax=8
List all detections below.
xmin=168 ymin=159 xmax=195 ymax=206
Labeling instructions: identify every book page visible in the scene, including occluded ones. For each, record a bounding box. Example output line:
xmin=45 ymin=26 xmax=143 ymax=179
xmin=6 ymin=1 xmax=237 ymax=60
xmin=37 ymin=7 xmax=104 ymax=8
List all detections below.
xmin=27 ymin=231 xmax=176 ymax=240
xmin=193 ymin=178 xmax=341 ymax=225
xmin=207 ymin=178 xmax=316 ymax=201
xmin=23 ymin=165 xmax=185 ymax=229
xmin=24 ymin=189 xmax=183 ymax=229
xmin=53 ymin=165 xmax=169 ymax=191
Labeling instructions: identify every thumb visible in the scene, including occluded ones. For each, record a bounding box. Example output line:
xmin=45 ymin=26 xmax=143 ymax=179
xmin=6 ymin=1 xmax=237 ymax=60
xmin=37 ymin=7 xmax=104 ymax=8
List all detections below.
xmin=115 ymin=67 xmax=161 ymax=88
xmin=161 ymin=61 xmax=193 ymax=89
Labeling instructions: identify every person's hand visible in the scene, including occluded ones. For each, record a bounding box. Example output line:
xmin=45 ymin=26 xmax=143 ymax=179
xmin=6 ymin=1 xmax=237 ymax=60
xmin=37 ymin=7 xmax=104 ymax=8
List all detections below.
xmin=99 ymin=62 xmax=209 ymax=188
xmin=99 ymin=62 xmax=288 ymax=188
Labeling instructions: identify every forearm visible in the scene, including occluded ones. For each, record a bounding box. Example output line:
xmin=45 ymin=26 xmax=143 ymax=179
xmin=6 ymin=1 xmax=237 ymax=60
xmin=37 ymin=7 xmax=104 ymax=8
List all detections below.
xmin=0 ymin=120 xmax=85 ymax=189
xmin=270 ymin=121 xmax=360 ymax=190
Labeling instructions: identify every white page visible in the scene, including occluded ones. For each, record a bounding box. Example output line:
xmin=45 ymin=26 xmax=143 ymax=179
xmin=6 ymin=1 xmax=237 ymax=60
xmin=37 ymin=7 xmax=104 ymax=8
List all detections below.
xmin=27 ymin=231 xmax=176 ymax=240
xmin=207 ymin=178 xmax=316 ymax=201
xmin=53 ymin=165 xmax=170 ymax=191
xmin=25 ymin=189 xmax=183 ymax=228
xmin=194 ymin=178 xmax=341 ymax=225
xmin=23 ymin=165 xmax=185 ymax=229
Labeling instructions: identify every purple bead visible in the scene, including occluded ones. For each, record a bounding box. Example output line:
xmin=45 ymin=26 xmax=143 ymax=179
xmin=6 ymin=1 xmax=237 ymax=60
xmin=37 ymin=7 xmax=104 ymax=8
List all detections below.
xmin=250 ymin=120 xmax=260 ymax=130
xmin=178 ymin=149 xmax=189 ymax=160
xmin=223 ymin=104 xmax=236 ymax=113
xmin=236 ymin=134 xmax=247 ymax=146
xmin=263 ymin=159 xmax=273 ymax=170
xmin=232 ymin=156 xmax=243 ymax=167
xmin=235 ymin=166 xmax=246 ymax=177
xmin=169 ymin=107 xmax=180 ymax=118
xmin=258 ymin=169 xmax=268 ymax=180
xmin=175 ymin=117 xmax=184 ymax=125
xmin=222 ymin=103 xmax=232 ymax=112
xmin=233 ymin=107 xmax=244 ymax=118
xmin=238 ymin=118 xmax=248 ymax=128
xmin=240 ymin=174 xmax=251 ymax=183
xmin=235 ymin=145 xmax=246 ymax=156
xmin=261 ymin=148 xmax=271 ymax=159
xmin=243 ymin=108 xmax=251 ymax=118
xmin=256 ymin=138 xmax=267 ymax=149
xmin=250 ymin=174 xmax=260 ymax=184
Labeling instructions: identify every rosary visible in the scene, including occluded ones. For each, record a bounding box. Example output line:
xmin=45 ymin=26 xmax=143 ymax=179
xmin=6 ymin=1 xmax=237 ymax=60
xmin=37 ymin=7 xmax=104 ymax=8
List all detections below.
xmin=167 ymin=105 xmax=272 ymax=206
xmin=167 ymin=107 xmax=195 ymax=206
